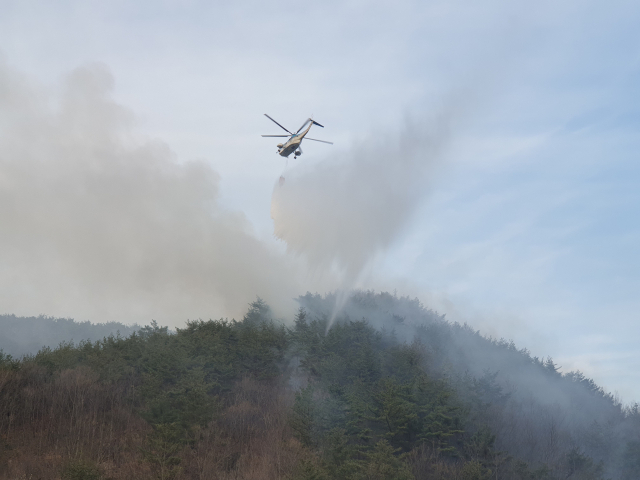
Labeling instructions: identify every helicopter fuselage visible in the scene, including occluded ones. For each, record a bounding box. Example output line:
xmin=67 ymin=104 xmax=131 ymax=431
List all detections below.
xmin=277 ymin=124 xmax=312 ymax=157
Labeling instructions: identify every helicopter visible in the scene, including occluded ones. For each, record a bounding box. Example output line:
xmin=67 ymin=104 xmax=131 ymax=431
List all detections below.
xmin=262 ymin=114 xmax=333 ymax=159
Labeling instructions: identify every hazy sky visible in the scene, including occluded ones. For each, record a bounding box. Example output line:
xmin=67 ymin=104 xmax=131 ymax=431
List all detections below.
xmin=1 ymin=0 xmax=639 ymax=402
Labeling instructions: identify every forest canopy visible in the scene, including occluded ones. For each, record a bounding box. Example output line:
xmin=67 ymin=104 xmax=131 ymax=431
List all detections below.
xmin=0 ymin=291 xmax=638 ymax=480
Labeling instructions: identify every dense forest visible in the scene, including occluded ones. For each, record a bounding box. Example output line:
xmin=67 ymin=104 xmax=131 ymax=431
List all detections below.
xmin=0 ymin=291 xmax=638 ymax=479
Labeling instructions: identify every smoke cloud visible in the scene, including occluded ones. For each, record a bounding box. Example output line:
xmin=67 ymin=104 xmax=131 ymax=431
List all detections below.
xmin=0 ymin=61 xmax=310 ymax=324
xmin=0 ymin=60 xmax=449 ymax=326
xmin=270 ymin=114 xmax=449 ymax=281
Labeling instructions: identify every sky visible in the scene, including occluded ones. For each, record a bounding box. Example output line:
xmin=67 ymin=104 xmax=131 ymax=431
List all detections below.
xmin=1 ymin=0 xmax=639 ymax=401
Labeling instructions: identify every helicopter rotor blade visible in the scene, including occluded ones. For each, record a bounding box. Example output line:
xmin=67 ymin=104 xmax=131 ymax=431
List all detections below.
xmin=305 ymin=138 xmax=333 ymax=145
xmin=261 ymin=135 xmax=290 ymax=137
xmin=264 ymin=114 xmax=293 ymax=134
xmin=311 ymin=120 xmax=325 ymax=128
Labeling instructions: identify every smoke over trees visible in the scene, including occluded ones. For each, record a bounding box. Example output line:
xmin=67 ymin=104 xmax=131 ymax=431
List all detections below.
xmin=0 ymin=292 xmax=638 ymax=479
xmin=0 ymin=314 xmax=139 ymax=357
xmin=0 ymin=48 xmax=637 ymax=480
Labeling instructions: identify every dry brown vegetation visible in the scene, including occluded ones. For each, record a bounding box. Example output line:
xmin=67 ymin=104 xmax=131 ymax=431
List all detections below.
xmin=0 ymin=368 xmax=306 ymax=480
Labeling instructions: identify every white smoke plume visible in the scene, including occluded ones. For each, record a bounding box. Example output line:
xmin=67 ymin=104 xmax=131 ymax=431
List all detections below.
xmin=270 ymin=114 xmax=450 ymax=283
xmin=0 ymin=60 xmax=450 ymax=327
xmin=0 ymin=61 xmax=311 ymax=325
xmin=270 ymin=114 xmax=450 ymax=326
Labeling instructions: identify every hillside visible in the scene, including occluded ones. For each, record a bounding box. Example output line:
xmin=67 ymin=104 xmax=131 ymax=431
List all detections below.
xmin=0 ymin=292 xmax=638 ymax=479
xmin=0 ymin=315 xmax=140 ymax=358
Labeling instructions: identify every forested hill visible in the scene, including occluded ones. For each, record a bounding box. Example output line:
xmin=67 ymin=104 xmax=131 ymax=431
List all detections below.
xmin=0 ymin=292 xmax=638 ymax=479
xmin=297 ymin=292 xmax=640 ymax=477
xmin=0 ymin=314 xmax=139 ymax=357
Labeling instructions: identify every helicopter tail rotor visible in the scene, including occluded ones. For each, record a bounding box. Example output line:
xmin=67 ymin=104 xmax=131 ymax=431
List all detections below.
xmin=296 ymin=117 xmax=325 ymax=133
